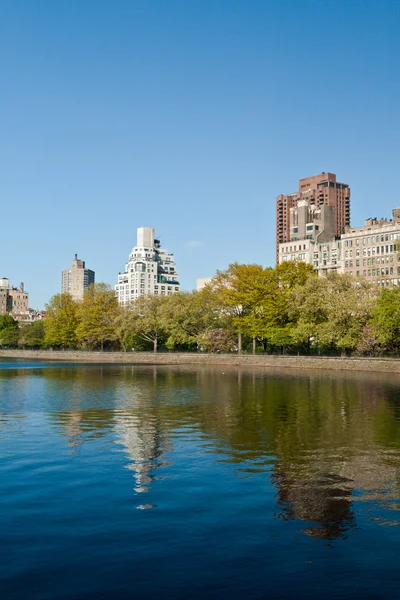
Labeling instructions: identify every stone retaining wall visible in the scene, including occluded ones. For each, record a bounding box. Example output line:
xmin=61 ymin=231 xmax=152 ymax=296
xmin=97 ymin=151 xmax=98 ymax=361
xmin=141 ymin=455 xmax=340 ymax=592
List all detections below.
xmin=1 ymin=349 xmax=400 ymax=373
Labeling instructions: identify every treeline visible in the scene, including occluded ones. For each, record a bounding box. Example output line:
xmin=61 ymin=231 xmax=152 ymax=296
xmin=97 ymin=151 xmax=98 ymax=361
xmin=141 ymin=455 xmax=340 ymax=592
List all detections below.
xmin=1 ymin=262 xmax=400 ymax=355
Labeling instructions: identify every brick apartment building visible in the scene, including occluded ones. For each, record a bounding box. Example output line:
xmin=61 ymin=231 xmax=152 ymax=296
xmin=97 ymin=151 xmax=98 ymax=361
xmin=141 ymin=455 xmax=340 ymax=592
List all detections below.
xmin=276 ymin=172 xmax=350 ymax=262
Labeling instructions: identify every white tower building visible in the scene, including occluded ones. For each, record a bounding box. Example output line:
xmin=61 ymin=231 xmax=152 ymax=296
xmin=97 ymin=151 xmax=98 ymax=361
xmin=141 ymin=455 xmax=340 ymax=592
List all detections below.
xmin=115 ymin=227 xmax=181 ymax=304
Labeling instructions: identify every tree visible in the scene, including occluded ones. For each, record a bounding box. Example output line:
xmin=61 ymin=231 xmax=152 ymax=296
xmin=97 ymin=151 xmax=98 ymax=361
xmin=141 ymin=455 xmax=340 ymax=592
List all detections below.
xmin=369 ymin=288 xmax=400 ymax=352
xmin=76 ymin=283 xmax=119 ymax=350
xmin=18 ymin=321 xmax=45 ymax=348
xmin=238 ymin=262 xmax=315 ymax=352
xmin=44 ymin=293 xmax=79 ymax=348
xmin=0 ymin=315 xmax=19 ymax=347
xmin=208 ymin=263 xmax=265 ymax=353
xmin=198 ymin=328 xmax=237 ymax=353
xmin=0 ymin=314 xmax=19 ymax=331
xmin=161 ymin=291 xmax=215 ymax=349
xmin=289 ymin=273 xmax=376 ymax=353
xmin=113 ymin=304 xmax=142 ymax=352
xmin=128 ymin=294 xmax=168 ymax=352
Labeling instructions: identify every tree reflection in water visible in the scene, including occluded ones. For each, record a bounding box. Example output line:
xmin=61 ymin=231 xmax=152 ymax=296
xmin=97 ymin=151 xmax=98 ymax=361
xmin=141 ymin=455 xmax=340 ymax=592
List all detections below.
xmin=17 ymin=363 xmax=400 ymax=538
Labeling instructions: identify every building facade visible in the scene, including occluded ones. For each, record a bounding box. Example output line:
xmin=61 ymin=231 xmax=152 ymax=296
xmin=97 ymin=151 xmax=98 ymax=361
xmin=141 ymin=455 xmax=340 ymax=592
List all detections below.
xmin=276 ymin=172 xmax=350 ymax=261
xmin=340 ymin=210 xmax=400 ymax=287
xmin=115 ymin=228 xmax=180 ymax=304
xmin=196 ymin=277 xmax=213 ymax=291
xmin=0 ymin=278 xmax=29 ymax=315
xmin=62 ymin=255 xmax=95 ymax=301
xmin=279 ymin=237 xmax=343 ymax=276
xmin=279 ymin=208 xmax=400 ymax=287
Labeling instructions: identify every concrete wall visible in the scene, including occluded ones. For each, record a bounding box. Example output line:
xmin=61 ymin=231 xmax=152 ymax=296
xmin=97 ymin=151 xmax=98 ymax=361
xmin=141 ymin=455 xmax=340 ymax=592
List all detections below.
xmin=1 ymin=349 xmax=400 ymax=373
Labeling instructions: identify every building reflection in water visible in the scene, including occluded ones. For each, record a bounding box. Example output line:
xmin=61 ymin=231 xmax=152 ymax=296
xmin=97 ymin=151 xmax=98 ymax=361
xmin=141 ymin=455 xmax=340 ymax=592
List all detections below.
xmin=39 ymin=364 xmax=400 ymax=532
xmin=113 ymin=367 xmax=172 ymax=494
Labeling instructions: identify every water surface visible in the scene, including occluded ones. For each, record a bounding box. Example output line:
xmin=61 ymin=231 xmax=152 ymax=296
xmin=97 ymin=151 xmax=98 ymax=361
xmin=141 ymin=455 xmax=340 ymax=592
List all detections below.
xmin=1 ymin=361 xmax=400 ymax=599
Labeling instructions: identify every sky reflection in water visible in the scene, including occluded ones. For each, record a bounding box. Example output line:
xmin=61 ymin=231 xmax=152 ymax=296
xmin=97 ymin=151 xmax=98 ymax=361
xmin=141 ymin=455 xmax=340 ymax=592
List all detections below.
xmin=1 ymin=363 xmax=400 ymax=599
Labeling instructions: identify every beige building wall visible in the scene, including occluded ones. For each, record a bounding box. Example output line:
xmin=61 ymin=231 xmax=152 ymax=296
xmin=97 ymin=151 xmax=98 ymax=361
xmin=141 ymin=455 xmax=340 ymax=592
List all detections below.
xmin=62 ymin=254 xmax=95 ymax=301
xmin=0 ymin=280 xmax=29 ymax=314
xmin=340 ymin=212 xmax=400 ymax=287
xmin=279 ymin=208 xmax=400 ymax=288
xmin=278 ymin=238 xmax=342 ymax=276
xmin=196 ymin=277 xmax=213 ymax=291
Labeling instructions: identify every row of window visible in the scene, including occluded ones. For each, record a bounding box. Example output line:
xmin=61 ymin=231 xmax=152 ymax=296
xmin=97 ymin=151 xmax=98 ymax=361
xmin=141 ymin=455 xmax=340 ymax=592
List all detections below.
xmin=344 ymin=233 xmax=400 ymax=246
xmin=346 ymin=244 xmax=397 ymax=258
xmin=347 ymin=267 xmax=400 ymax=277
xmin=345 ymin=256 xmax=395 ymax=268
xmin=281 ymin=244 xmax=308 ymax=253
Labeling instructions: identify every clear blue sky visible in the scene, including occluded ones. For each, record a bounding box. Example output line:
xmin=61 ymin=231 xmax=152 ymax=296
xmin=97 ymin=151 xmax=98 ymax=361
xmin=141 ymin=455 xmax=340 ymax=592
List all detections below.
xmin=1 ymin=0 xmax=399 ymax=308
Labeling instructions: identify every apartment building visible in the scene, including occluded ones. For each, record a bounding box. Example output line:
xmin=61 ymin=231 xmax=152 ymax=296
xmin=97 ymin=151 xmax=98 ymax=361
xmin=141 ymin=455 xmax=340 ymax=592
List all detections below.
xmin=279 ymin=208 xmax=400 ymax=287
xmin=62 ymin=255 xmax=95 ymax=301
xmin=276 ymin=172 xmax=350 ymax=261
xmin=340 ymin=210 xmax=400 ymax=287
xmin=115 ymin=227 xmax=180 ymax=304
xmin=0 ymin=278 xmax=29 ymax=315
xmin=279 ymin=238 xmax=342 ymax=276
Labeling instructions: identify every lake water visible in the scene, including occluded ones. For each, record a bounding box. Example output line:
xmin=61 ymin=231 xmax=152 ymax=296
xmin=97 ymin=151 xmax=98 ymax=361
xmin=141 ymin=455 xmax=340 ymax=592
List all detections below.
xmin=1 ymin=360 xmax=400 ymax=599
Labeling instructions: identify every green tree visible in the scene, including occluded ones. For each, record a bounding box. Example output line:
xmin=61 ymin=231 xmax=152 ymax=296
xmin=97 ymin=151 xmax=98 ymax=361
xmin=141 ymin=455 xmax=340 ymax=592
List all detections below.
xmin=113 ymin=304 xmax=144 ymax=352
xmin=240 ymin=262 xmax=315 ymax=352
xmin=44 ymin=293 xmax=79 ymax=348
xmin=76 ymin=283 xmax=119 ymax=350
xmin=18 ymin=320 xmax=45 ymax=348
xmin=197 ymin=328 xmax=237 ymax=353
xmin=0 ymin=315 xmax=19 ymax=347
xmin=161 ymin=291 xmax=216 ymax=349
xmin=289 ymin=273 xmax=376 ymax=354
xmin=0 ymin=314 xmax=18 ymax=331
xmin=370 ymin=288 xmax=400 ymax=352
xmin=208 ymin=263 xmax=266 ymax=353
xmin=129 ymin=294 xmax=168 ymax=352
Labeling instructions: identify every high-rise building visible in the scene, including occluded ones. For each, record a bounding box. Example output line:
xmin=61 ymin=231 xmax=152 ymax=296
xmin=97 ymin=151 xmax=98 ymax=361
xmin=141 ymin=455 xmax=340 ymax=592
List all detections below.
xmin=276 ymin=172 xmax=350 ymax=261
xmin=115 ymin=227 xmax=180 ymax=304
xmin=62 ymin=254 xmax=95 ymax=301
xmin=0 ymin=278 xmax=29 ymax=315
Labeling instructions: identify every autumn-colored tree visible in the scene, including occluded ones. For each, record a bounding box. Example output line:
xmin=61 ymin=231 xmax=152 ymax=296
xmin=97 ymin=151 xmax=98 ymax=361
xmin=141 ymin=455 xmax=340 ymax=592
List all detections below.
xmin=44 ymin=293 xmax=79 ymax=348
xmin=208 ymin=263 xmax=267 ymax=353
xmin=76 ymin=283 xmax=119 ymax=350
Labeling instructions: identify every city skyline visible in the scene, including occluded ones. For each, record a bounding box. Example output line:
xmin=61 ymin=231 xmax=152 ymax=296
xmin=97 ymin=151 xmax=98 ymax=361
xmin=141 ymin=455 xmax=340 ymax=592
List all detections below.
xmin=1 ymin=1 xmax=399 ymax=308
